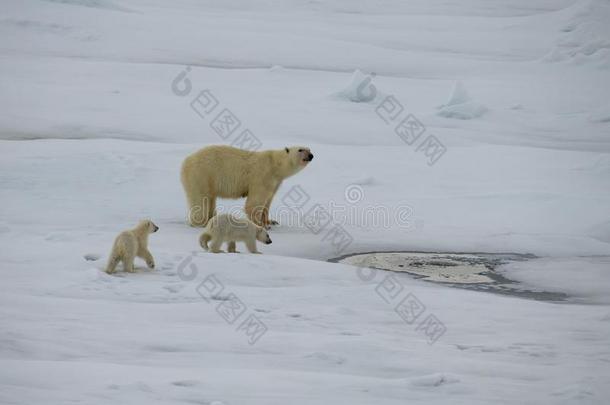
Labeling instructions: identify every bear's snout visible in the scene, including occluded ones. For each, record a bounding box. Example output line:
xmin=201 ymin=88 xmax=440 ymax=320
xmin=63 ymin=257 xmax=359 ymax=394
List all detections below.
xmin=153 ymin=225 xmax=159 ymax=232
xmin=266 ymin=237 xmax=272 ymax=244
xmin=305 ymin=153 xmax=314 ymax=161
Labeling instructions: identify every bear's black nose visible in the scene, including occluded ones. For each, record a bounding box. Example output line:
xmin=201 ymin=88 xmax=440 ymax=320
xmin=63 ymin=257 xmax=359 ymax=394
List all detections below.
xmin=308 ymin=153 xmax=314 ymax=160
xmin=267 ymin=239 xmax=272 ymax=244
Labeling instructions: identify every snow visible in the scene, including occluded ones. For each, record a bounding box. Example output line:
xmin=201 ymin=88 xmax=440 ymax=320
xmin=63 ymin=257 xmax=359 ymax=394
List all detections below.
xmin=437 ymin=81 xmax=488 ymax=120
xmin=543 ymin=0 xmax=610 ymax=68
xmin=1 ymin=0 xmax=610 ymax=404
xmin=337 ymin=69 xmax=383 ymax=103
xmin=589 ymin=105 xmax=610 ymax=123
xmin=498 ymin=256 xmax=610 ymax=305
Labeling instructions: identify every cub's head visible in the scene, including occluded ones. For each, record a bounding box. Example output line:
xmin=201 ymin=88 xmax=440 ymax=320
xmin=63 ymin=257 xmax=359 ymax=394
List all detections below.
xmin=256 ymin=227 xmax=272 ymax=245
xmin=139 ymin=219 xmax=159 ymax=234
xmin=284 ymin=146 xmax=313 ymax=168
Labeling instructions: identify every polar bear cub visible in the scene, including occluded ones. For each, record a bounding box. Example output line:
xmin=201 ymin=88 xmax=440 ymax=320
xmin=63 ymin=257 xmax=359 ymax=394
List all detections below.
xmin=105 ymin=219 xmax=159 ymax=274
xmin=199 ymin=213 xmax=272 ymax=254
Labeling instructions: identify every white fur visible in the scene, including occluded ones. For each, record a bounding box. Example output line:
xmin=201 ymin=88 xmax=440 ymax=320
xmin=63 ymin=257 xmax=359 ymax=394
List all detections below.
xmin=181 ymin=145 xmax=313 ymax=227
xmin=105 ymin=220 xmax=159 ymax=273
xmin=199 ymin=214 xmax=272 ymax=254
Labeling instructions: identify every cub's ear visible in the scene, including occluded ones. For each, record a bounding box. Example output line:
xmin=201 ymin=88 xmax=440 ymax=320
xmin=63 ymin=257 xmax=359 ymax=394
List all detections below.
xmin=285 ymin=147 xmax=289 ymax=153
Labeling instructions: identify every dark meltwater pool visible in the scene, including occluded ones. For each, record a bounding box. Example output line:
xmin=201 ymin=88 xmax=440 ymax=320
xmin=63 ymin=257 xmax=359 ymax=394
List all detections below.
xmin=330 ymin=251 xmax=568 ymax=302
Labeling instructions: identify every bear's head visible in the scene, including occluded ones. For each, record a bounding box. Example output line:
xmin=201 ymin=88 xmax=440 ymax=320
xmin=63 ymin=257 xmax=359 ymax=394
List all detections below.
xmin=256 ymin=227 xmax=273 ymax=245
xmin=284 ymin=146 xmax=313 ymax=166
xmin=138 ymin=219 xmax=159 ymax=234
xmin=280 ymin=146 xmax=313 ymax=174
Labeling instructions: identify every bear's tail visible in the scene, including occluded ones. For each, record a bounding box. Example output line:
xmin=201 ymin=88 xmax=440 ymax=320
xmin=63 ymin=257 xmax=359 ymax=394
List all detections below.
xmin=199 ymin=232 xmax=211 ymax=251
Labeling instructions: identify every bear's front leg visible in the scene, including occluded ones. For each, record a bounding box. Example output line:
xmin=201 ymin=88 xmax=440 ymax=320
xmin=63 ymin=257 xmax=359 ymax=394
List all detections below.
xmin=140 ymin=249 xmax=155 ymax=269
xmin=262 ymin=204 xmax=278 ymax=228
xmin=245 ymin=190 xmax=273 ymax=227
xmin=263 ymin=183 xmax=281 ymax=227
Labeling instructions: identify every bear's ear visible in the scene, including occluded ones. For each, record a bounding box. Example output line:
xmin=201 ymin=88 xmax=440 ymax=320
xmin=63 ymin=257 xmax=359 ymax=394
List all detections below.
xmin=285 ymin=147 xmax=289 ymax=153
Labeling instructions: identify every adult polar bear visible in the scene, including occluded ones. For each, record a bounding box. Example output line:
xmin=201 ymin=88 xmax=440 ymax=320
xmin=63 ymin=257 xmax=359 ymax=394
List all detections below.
xmin=181 ymin=145 xmax=313 ymax=227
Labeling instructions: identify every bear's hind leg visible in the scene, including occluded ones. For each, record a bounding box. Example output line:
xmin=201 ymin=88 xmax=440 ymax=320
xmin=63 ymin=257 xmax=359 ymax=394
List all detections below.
xmin=199 ymin=233 xmax=212 ymax=250
xmin=206 ymin=197 xmax=217 ymax=224
xmin=123 ymin=254 xmax=136 ymax=273
xmin=227 ymin=241 xmax=239 ymax=253
xmin=105 ymin=255 xmax=120 ymax=274
xmin=209 ymin=238 xmax=224 ymax=253
xmin=187 ymin=191 xmax=215 ymax=227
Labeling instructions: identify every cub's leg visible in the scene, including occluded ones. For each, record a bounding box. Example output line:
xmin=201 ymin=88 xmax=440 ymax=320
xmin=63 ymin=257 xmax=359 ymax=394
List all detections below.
xmin=245 ymin=239 xmax=261 ymax=254
xmin=139 ymin=249 xmax=155 ymax=269
xmin=199 ymin=232 xmax=212 ymax=250
xmin=123 ymin=253 xmax=136 ymax=273
xmin=105 ymin=255 xmax=120 ymax=274
xmin=209 ymin=237 xmax=224 ymax=253
xmin=227 ymin=241 xmax=239 ymax=253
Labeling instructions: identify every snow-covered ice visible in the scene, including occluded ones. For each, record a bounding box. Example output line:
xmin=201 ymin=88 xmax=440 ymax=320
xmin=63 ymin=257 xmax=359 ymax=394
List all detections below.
xmin=437 ymin=81 xmax=488 ymax=120
xmin=337 ymin=69 xmax=382 ymax=103
xmin=1 ymin=0 xmax=609 ymax=404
